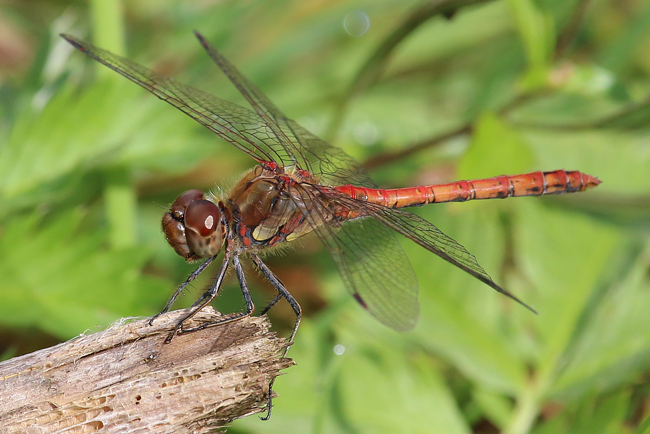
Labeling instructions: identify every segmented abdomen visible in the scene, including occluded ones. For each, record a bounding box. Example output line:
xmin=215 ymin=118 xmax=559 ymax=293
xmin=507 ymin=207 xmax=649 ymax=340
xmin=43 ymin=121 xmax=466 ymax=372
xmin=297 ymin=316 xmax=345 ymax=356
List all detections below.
xmin=335 ymin=170 xmax=601 ymax=209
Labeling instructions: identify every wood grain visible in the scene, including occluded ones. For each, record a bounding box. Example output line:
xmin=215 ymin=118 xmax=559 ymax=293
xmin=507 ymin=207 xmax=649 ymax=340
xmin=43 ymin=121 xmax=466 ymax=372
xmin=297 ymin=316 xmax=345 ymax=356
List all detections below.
xmin=0 ymin=308 xmax=293 ymax=433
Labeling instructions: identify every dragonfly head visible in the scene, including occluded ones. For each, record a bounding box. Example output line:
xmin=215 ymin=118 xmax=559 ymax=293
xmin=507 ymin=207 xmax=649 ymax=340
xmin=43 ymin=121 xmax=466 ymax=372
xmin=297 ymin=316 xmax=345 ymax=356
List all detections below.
xmin=162 ymin=189 xmax=225 ymax=261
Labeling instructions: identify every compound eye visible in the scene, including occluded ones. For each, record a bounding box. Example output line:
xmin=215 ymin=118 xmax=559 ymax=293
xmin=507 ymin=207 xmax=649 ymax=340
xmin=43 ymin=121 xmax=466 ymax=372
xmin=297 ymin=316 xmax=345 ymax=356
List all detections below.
xmin=171 ymin=189 xmax=205 ymax=218
xmin=185 ymin=200 xmax=221 ymax=236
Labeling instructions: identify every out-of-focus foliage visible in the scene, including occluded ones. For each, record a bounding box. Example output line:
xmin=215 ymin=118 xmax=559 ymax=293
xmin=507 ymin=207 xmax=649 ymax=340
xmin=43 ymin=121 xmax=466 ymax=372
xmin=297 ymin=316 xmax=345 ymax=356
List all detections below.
xmin=1 ymin=0 xmax=649 ymax=433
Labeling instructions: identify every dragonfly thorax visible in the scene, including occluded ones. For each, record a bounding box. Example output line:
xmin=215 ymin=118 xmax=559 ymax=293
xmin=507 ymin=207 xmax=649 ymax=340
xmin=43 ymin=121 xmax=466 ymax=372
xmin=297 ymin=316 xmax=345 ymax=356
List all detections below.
xmin=225 ymin=166 xmax=322 ymax=248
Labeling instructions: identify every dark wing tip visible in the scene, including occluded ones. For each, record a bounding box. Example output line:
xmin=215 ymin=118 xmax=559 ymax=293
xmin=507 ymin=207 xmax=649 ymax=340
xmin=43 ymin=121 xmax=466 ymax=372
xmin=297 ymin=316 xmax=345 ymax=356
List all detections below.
xmin=193 ymin=30 xmax=208 ymax=46
xmin=471 ymin=265 xmax=538 ymax=314
xmin=522 ymin=300 xmax=538 ymax=315
xmin=193 ymin=31 xmax=227 ymax=62
xmin=60 ymin=33 xmax=87 ymax=52
xmin=501 ymin=289 xmax=538 ymax=315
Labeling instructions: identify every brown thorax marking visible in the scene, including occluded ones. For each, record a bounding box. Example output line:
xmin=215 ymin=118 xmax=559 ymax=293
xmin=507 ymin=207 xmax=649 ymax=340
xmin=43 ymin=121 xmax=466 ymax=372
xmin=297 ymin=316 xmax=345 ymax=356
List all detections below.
xmin=225 ymin=165 xmax=326 ymax=246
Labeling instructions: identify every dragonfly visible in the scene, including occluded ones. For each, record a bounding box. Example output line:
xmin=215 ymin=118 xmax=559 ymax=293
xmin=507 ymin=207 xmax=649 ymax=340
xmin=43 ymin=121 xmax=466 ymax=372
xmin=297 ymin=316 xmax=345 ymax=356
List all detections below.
xmin=62 ymin=32 xmax=600 ymax=416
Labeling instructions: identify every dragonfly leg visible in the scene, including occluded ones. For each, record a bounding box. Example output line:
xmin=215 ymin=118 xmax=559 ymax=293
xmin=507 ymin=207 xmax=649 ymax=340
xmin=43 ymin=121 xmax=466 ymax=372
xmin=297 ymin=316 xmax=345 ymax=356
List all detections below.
xmin=175 ymin=252 xmax=256 ymax=338
xmin=260 ymin=294 xmax=283 ymax=315
xmin=163 ymin=251 xmax=231 ymax=343
xmin=250 ymin=254 xmax=302 ymax=421
xmin=148 ymin=255 xmax=217 ymax=326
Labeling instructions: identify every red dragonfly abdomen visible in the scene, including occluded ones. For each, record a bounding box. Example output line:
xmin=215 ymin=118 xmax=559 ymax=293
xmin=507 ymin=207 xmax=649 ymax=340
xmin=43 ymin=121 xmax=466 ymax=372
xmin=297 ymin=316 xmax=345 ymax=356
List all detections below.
xmin=335 ymin=170 xmax=601 ymax=209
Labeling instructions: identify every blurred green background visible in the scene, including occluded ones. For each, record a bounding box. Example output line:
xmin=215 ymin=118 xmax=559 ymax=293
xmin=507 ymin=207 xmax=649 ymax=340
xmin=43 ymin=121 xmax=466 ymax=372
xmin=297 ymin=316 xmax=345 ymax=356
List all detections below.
xmin=1 ymin=0 xmax=649 ymax=433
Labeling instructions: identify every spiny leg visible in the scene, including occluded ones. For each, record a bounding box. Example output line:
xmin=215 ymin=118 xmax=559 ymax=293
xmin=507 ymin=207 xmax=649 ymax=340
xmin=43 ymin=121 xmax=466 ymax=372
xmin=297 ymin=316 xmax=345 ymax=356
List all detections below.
xmin=164 ymin=249 xmax=231 ymax=343
xmin=179 ymin=252 xmax=256 ymax=336
xmin=252 ymin=255 xmax=301 ymax=352
xmin=149 ymin=254 xmax=217 ymax=326
xmin=251 ymin=254 xmax=302 ymax=421
xmin=260 ymin=294 xmax=283 ymax=314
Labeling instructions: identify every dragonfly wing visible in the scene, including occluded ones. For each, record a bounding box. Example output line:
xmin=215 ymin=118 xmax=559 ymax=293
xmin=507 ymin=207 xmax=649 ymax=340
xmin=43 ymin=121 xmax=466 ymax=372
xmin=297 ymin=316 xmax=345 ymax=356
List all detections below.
xmin=64 ymin=33 xmax=376 ymax=186
xmin=194 ymin=32 xmax=375 ymax=188
xmin=283 ymin=118 xmax=376 ymax=188
xmin=292 ymin=184 xmax=419 ymax=332
xmin=62 ymin=34 xmax=293 ymax=166
xmin=344 ymin=198 xmax=538 ymax=313
xmin=194 ymin=32 xmax=299 ymax=165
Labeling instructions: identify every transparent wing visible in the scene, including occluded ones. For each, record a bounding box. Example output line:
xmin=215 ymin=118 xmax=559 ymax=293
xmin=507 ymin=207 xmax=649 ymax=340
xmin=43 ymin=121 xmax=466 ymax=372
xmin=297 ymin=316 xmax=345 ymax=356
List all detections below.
xmin=62 ymin=33 xmax=291 ymax=166
xmin=193 ymin=32 xmax=299 ymax=167
xmin=332 ymin=194 xmax=538 ymax=313
xmin=291 ymin=183 xmax=419 ymax=332
xmin=294 ymin=186 xmax=536 ymax=327
xmin=194 ymin=32 xmax=374 ymax=188
xmin=63 ymin=33 xmax=373 ymax=187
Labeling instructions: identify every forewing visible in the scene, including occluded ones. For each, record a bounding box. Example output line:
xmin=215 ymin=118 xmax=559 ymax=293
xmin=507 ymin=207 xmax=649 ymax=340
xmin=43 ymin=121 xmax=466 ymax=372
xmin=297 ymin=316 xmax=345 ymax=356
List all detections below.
xmin=194 ymin=32 xmax=374 ymax=187
xmin=61 ymin=34 xmax=290 ymax=166
xmin=291 ymin=184 xmax=419 ymax=332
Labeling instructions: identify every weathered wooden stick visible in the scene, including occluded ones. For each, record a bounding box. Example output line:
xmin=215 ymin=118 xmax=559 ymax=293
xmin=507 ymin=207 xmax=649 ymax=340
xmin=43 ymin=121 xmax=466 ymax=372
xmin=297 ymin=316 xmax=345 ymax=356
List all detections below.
xmin=0 ymin=308 xmax=293 ymax=433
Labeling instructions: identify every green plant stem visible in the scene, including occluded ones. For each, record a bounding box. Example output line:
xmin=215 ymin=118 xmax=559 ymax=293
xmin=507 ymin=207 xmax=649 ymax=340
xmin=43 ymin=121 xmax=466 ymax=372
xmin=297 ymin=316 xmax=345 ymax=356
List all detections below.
xmin=90 ymin=0 xmax=125 ymax=55
xmin=505 ymin=384 xmax=541 ymax=434
xmin=88 ymin=0 xmax=136 ymax=249
xmin=104 ymin=168 xmax=137 ymax=249
xmin=505 ymin=340 xmax=566 ymax=434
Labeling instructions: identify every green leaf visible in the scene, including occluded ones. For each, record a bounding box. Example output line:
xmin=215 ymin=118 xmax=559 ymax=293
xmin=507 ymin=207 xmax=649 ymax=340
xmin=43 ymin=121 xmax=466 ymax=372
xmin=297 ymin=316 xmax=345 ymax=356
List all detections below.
xmin=515 ymin=201 xmax=619 ymax=363
xmin=409 ymin=204 xmax=529 ymax=394
xmin=459 ymin=112 xmax=535 ymax=179
xmin=551 ymin=241 xmax=650 ymax=400
xmin=336 ymin=346 xmax=470 ymax=434
xmin=0 ymin=208 xmax=171 ymax=338
xmin=473 ymin=386 xmax=516 ymax=428
xmin=507 ymin=0 xmax=556 ymax=89
xmin=0 ymin=80 xmax=218 ymax=217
